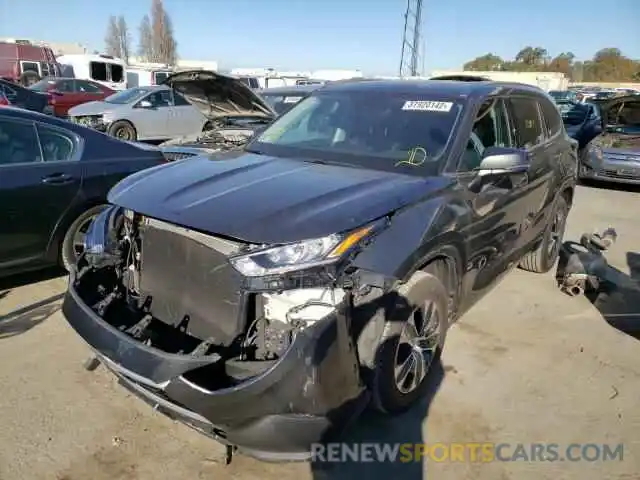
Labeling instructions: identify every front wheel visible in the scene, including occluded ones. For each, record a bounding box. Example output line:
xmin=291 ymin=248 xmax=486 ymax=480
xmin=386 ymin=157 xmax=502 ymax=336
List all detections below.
xmin=368 ymin=265 xmax=449 ymax=414
xmin=60 ymin=205 xmax=108 ymax=272
xmin=519 ymin=195 xmax=569 ymax=273
xmin=108 ymin=120 xmax=137 ymax=141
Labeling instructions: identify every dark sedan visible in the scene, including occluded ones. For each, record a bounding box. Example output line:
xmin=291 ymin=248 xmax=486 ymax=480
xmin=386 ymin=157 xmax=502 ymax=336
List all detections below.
xmin=0 ymin=78 xmax=50 ymax=114
xmin=0 ymin=106 xmax=166 ymax=278
xmin=62 ymin=79 xmax=577 ymax=461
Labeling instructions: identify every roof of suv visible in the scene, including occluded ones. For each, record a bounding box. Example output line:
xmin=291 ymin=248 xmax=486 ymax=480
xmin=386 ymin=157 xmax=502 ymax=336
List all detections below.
xmin=320 ymin=78 xmax=545 ymax=99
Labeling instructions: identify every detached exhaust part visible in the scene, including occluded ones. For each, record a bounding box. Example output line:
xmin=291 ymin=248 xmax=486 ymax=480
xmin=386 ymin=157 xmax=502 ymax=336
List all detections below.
xmin=556 ymin=228 xmax=617 ymax=296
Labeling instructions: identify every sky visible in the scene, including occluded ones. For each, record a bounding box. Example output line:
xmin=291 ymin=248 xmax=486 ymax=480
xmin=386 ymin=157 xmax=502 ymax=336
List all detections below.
xmin=1 ymin=0 xmax=639 ymax=75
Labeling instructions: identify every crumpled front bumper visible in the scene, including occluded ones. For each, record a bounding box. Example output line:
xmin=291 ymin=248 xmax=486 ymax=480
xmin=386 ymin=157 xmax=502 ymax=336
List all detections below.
xmin=62 ymin=271 xmax=368 ymax=461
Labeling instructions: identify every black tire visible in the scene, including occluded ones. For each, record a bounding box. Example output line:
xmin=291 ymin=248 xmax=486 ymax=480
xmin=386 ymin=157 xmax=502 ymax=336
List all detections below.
xmin=519 ymin=194 xmax=569 ymax=273
xmin=60 ymin=205 xmax=108 ymax=272
xmin=367 ymin=262 xmax=449 ymax=414
xmin=108 ymin=120 xmax=137 ymax=141
xmin=20 ymin=71 xmax=40 ymax=86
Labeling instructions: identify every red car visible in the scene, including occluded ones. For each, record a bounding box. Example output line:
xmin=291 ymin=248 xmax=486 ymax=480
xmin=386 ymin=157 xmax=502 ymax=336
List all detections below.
xmin=28 ymin=77 xmax=115 ymax=117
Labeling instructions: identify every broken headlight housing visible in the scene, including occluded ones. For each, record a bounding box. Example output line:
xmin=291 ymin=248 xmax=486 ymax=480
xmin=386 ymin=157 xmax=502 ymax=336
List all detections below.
xmin=229 ymin=224 xmax=375 ymax=277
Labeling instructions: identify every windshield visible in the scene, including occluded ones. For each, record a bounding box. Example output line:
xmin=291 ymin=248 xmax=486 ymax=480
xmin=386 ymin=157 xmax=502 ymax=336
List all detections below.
xmin=104 ymin=87 xmax=150 ymax=104
xmin=249 ymin=90 xmax=463 ymax=174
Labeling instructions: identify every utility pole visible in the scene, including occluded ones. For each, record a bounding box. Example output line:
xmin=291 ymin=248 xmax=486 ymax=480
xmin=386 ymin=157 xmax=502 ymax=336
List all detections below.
xmin=398 ymin=0 xmax=424 ymax=77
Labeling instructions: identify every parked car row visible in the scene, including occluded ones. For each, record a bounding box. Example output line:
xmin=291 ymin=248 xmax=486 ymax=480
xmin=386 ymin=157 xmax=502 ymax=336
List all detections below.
xmin=549 ymin=88 xmax=640 ymax=185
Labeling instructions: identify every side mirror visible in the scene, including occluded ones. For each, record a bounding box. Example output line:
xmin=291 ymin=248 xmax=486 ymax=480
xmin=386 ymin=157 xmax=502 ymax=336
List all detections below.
xmin=138 ymin=100 xmax=153 ymax=109
xmin=476 ymin=147 xmax=530 ymax=176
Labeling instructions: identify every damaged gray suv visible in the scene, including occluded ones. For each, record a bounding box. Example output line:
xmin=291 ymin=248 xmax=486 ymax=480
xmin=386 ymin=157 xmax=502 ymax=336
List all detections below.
xmin=62 ymin=79 xmax=577 ymax=461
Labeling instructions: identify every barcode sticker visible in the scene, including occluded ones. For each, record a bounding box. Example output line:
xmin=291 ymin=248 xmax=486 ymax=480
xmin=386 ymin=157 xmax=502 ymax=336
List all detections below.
xmin=401 ymin=100 xmax=454 ymax=112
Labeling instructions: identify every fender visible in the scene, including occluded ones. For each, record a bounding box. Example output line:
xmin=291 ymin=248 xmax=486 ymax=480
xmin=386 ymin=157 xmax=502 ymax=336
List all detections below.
xmin=351 ymin=197 xmax=467 ymax=285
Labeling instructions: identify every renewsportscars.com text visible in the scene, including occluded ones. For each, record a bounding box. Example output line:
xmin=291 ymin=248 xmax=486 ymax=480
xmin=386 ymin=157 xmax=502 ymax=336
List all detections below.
xmin=310 ymin=442 xmax=624 ymax=463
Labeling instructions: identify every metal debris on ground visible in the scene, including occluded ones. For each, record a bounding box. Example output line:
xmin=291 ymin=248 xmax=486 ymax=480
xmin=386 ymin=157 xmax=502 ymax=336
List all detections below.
xmin=556 ymin=228 xmax=617 ymax=297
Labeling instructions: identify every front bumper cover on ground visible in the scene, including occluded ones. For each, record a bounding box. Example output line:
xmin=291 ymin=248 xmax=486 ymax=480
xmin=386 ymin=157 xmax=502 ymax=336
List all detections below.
xmin=62 ymin=271 xmax=368 ymax=461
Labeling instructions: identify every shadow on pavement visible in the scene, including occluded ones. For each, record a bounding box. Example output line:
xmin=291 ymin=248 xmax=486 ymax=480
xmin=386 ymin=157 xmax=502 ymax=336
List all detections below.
xmin=0 ymin=292 xmax=65 ymax=339
xmin=310 ymin=360 xmax=445 ymax=480
xmin=580 ymin=180 xmax=640 ymax=194
xmin=0 ymin=267 xmax=66 ymax=290
xmin=586 ymin=251 xmax=640 ymax=340
xmin=0 ymin=268 xmax=67 ymax=339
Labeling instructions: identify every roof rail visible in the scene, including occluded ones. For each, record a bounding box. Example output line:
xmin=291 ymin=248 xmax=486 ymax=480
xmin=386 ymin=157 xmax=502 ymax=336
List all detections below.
xmin=430 ymin=74 xmax=491 ymax=82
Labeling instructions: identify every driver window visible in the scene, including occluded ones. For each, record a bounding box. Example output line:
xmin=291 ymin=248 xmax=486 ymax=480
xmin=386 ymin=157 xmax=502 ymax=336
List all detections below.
xmin=144 ymin=90 xmax=173 ymax=108
xmin=459 ymin=98 xmax=511 ymax=172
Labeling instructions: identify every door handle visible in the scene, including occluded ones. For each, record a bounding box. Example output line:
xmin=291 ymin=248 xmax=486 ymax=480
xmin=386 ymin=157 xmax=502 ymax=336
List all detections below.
xmin=41 ymin=173 xmax=74 ymax=185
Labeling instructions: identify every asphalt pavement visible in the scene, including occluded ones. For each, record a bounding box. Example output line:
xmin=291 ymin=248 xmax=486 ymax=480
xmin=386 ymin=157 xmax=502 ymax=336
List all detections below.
xmin=0 ymin=182 xmax=638 ymax=480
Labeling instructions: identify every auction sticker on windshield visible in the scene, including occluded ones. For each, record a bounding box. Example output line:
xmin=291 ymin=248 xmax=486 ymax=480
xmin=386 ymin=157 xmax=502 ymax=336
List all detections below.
xmin=284 ymin=96 xmax=302 ymax=103
xmin=402 ymin=100 xmax=453 ymax=112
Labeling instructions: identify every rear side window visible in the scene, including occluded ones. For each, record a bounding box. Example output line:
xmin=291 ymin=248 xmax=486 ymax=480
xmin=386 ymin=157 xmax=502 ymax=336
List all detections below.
xmin=509 ymin=97 xmax=545 ymax=148
xmin=173 ymin=93 xmax=191 ymax=106
xmin=36 ymin=124 xmax=76 ymax=162
xmin=90 ymin=62 xmax=108 ymax=81
xmin=539 ymin=97 xmax=563 ymax=137
xmin=57 ymin=80 xmax=75 ymax=93
xmin=75 ymin=80 xmax=102 ymax=93
xmin=0 ymin=118 xmax=41 ymax=165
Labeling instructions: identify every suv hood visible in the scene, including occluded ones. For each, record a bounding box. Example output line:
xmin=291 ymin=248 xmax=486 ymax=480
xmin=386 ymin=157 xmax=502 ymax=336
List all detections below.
xmin=107 ymin=153 xmax=450 ymax=244
xmin=161 ymin=70 xmax=276 ymax=121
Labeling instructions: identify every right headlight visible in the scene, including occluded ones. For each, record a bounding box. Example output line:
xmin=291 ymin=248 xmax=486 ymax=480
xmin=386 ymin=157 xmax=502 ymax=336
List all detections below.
xmin=229 ymin=224 xmax=375 ymax=277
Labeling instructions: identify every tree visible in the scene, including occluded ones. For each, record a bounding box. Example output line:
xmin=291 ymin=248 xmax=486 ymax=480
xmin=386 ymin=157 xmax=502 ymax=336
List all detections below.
xmin=150 ymin=0 xmax=177 ymax=64
xmin=104 ymin=15 xmax=131 ymax=61
xmin=117 ymin=16 xmax=131 ymax=63
xmin=104 ymin=16 xmax=120 ymax=58
xmin=462 ymin=47 xmax=640 ymax=82
xmin=138 ymin=15 xmax=153 ymax=62
xmin=548 ymin=52 xmax=575 ymax=78
xmin=463 ymin=53 xmax=505 ymax=71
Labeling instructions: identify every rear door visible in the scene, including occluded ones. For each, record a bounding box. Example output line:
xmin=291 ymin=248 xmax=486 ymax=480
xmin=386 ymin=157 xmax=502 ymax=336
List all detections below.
xmin=74 ymin=79 xmax=108 ymax=106
xmin=0 ymin=116 xmax=82 ymax=267
xmin=50 ymin=79 xmax=77 ymax=116
xmin=172 ymin=91 xmax=205 ymax=136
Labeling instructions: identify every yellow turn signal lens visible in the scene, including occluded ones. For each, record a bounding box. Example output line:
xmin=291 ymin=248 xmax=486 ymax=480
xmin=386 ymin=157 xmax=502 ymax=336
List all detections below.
xmin=328 ymin=225 xmax=373 ymax=258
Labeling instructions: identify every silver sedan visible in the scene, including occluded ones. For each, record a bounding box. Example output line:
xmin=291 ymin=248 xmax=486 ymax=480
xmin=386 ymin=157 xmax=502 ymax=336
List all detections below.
xmin=67 ymin=85 xmax=208 ymax=142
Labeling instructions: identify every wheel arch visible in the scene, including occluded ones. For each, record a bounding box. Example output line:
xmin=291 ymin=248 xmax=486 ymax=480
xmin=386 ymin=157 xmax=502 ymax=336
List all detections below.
xmin=45 ymin=197 xmax=108 ymax=263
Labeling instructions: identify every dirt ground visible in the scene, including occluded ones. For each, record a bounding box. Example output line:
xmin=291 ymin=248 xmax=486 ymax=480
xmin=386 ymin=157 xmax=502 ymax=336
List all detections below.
xmin=0 ymin=182 xmax=638 ymax=480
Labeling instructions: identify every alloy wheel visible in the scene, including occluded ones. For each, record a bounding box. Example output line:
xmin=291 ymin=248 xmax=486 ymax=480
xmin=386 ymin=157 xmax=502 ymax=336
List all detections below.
xmin=394 ymin=300 xmax=441 ymax=394
xmin=72 ymin=214 xmax=98 ymax=259
xmin=115 ymin=127 xmax=132 ymax=140
xmin=547 ymin=208 xmax=567 ymax=258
